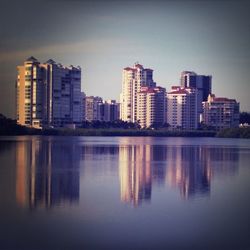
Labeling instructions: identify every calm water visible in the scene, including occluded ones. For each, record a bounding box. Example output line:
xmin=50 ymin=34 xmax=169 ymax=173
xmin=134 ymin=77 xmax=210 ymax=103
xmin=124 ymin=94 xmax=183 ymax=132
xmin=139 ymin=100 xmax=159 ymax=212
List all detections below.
xmin=0 ymin=136 xmax=250 ymax=250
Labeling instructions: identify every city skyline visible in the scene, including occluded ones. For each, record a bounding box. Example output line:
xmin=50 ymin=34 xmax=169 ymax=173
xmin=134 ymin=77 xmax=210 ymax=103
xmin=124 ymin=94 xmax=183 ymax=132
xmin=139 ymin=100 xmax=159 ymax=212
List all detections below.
xmin=1 ymin=0 xmax=250 ymax=118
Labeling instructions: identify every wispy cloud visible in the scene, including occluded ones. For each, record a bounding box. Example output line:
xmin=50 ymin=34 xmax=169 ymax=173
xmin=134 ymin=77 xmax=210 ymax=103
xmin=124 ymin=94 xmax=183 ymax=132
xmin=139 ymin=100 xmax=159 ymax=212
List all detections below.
xmin=0 ymin=38 xmax=135 ymax=63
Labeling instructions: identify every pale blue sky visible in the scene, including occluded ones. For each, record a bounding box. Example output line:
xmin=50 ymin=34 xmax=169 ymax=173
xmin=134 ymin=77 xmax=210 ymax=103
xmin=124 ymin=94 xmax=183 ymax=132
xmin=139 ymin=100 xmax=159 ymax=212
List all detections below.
xmin=0 ymin=0 xmax=250 ymax=118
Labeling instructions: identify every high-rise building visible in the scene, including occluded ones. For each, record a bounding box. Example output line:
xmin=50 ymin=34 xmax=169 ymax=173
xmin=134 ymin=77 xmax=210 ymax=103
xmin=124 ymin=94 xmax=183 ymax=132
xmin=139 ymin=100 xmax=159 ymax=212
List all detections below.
xmin=97 ymin=100 xmax=120 ymax=122
xmin=16 ymin=57 xmax=82 ymax=128
xmin=167 ymin=87 xmax=198 ymax=130
xmin=85 ymin=96 xmax=103 ymax=121
xmin=16 ymin=57 xmax=44 ymax=128
xmin=202 ymin=94 xmax=240 ymax=130
xmin=180 ymin=71 xmax=212 ymax=119
xmin=120 ymin=63 xmax=156 ymax=123
xmin=137 ymin=86 xmax=166 ymax=128
xmin=81 ymin=92 xmax=86 ymax=121
xmin=180 ymin=71 xmax=212 ymax=101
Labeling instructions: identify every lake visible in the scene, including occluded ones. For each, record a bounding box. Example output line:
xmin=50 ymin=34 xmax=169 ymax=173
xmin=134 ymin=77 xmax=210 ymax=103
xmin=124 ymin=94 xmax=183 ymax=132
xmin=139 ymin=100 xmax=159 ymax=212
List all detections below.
xmin=0 ymin=136 xmax=250 ymax=250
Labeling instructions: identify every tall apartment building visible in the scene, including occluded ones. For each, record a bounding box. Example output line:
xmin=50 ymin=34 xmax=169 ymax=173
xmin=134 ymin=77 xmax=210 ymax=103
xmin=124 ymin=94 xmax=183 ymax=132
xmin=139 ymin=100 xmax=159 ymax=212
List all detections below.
xmin=137 ymin=86 xmax=166 ymax=128
xmin=16 ymin=57 xmax=82 ymax=128
xmin=181 ymin=71 xmax=212 ymax=119
xmin=81 ymin=92 xmax=86 ymax=121
xmin=120 ymin=63 xmax=156 ymax=123
xmin=85 ymin=96 xmax=103 ymax=121
xmin=202 ymin=94 xmax=240 ymax=130
xmin=167 ymin=87 xmax=198 ymax=130
xmin=97 ymin=100 xmax=120 ymax=122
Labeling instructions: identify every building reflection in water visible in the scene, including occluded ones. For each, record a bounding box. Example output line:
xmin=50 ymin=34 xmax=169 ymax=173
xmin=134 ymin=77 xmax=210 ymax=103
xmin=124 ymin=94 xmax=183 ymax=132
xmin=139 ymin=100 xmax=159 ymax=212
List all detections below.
xmin=15 ymin=139 xmax=80 ymax=209
xmin=165 ymin=146 xmax=239 ymax=199
xmin=118 ymin=138 xmax=240 ymax=205
xmin=15 ymin=137 xmax=241 ymax=209
xmin=119 ymin=143 xmax=152 ymax=206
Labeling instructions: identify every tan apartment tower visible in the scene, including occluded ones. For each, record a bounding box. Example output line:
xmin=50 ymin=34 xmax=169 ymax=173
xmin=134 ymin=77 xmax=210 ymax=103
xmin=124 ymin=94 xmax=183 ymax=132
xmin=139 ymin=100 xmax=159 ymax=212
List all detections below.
xmin=16 ymin=57 xmax=82 ymax=128
xmin=120 ymin=63 xmax=156 ymax=123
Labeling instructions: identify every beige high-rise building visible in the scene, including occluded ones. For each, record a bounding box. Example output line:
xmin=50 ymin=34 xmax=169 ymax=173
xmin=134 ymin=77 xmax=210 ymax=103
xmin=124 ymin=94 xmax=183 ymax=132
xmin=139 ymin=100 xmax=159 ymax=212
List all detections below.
xmin=167 ymin=86 xmax=198 ymax=130
xmin=137 ymin=86 xmax=166 ymax=128
xmin=120 ymin=63 xmax=156 ymax=123
xmin=16 ymin=57 xmax=82 ymax=128
xmin=16 ymin=57 xmax=44 ymax=128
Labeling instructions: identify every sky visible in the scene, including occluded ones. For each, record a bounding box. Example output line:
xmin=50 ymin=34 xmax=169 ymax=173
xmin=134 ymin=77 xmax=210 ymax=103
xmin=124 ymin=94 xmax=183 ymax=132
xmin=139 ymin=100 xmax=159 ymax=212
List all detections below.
xmin=0 ymin=0 xmax=250 ymax=118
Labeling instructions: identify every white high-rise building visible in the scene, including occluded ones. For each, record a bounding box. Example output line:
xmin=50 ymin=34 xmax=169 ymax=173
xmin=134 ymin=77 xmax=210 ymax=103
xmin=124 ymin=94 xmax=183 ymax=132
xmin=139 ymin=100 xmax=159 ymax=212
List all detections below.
xmin=16 ymin=57 xmax=82 ymax=128
xmin=137 ymin=86 xmax=166 ymax=128
xmin=120 ymin=63 xmax=156 ymax=123
xmin=167 ymin=87 xmax=198 ymax=130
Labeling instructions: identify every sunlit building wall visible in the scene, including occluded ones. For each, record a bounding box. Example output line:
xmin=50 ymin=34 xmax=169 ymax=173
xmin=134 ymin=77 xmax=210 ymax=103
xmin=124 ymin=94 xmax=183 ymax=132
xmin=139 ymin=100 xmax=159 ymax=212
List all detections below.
xmin=16 ymin=57 xmax=45 ymax=128
xmin=137 ymin=86 xmax=166 ymax=128
xmin=167 ymin=87 xmax=198 ymax=129
xmin=120 ymin=63 xmax=156 ymax=123
xmin=16 ymin=57 xmax=82 ymax=128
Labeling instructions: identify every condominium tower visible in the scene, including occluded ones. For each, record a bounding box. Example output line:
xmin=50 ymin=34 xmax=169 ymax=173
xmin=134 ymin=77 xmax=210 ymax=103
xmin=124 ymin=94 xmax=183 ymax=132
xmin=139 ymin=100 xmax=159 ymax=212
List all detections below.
xmin=167 ymin=87 xmax=198 ymax=130
xmin=137 ymin=86 xmax=166 ymax=128
xmin=181 ymin=71 xmax=212 ymax=119
xmin=16 ymin=57 xmax=82 ymax=128
xmin=120 ymin=63 xmax=156 ymax=123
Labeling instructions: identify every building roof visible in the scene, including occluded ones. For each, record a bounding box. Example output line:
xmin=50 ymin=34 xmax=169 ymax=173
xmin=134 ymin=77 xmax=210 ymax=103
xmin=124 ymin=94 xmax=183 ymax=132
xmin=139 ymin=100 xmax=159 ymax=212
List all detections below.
xmin=134 ymin=63 xmax=144 ymax=69
xmin=139 ymin=86 xmax=165 ymax=94
xmin=213 ymin=97 xmax=236 ymax=102
xmin=26 ymin=56 xmax=38 ymax=62
xmin=46 ymin=59 xmax=56 ymax=64
xmin=208 ymin=94 xmax=237 ymax=103
xmin=123 ymin=67 xmax=135 ymax=71
xmin=168 ymin=89 xmax=189 ymax=95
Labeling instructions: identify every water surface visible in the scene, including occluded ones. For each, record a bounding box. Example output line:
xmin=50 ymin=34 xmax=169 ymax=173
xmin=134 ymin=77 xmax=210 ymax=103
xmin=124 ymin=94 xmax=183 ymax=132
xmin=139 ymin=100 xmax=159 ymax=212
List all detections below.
xmin=0 ymin=136 xmax=250 ymax=249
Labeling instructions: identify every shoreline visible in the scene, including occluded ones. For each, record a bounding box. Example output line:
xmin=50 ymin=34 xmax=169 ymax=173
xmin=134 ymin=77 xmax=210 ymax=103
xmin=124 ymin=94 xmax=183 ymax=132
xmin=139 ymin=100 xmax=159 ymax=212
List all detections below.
xmin=0 ymin=127 xmax=250 ymax=138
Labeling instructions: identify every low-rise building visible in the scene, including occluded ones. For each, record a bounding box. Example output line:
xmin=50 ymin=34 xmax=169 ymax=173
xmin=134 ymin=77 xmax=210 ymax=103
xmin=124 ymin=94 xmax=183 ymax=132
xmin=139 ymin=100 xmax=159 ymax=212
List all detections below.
xmin=202 ymin=94 xmax=240 ymax=130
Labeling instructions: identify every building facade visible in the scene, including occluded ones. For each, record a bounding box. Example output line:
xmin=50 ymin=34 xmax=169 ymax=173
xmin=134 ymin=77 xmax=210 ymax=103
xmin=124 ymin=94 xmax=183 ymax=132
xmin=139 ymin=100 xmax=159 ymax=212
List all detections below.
xmin=202 ymin=94 xmax=240 ymax=130
xmin=167 ymin=87 xmax=198 ymax=130
xmin=180 ymin=71 xmax=212 ymax=120
xmin=120 ymin=63 xmax=156 ymax=123
xmin=16 ymin=57 xmax=82 ymax=128
xmin=137 ymin=86 xmax=166 ymax=128
xmin=85 ymin=96 xmax=103 ymax=121
xmin=97 ymin=100 xmax=120 ymax=122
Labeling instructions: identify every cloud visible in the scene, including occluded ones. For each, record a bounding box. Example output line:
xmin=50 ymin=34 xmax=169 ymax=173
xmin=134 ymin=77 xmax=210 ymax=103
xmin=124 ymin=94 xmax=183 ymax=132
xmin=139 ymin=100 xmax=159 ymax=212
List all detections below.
xmin=0 ymin=38 xmax=135 ymax=63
